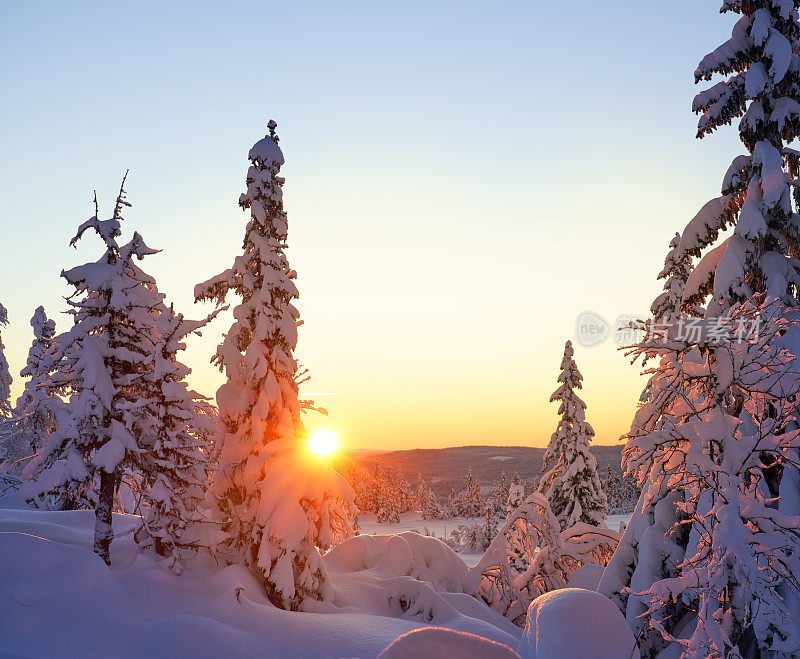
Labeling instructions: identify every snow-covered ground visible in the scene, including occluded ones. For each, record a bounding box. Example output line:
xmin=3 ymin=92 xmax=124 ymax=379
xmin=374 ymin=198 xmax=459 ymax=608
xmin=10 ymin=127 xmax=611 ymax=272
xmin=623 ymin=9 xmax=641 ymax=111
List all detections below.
xmin=0 ymin=495 xmax=521 ymax=658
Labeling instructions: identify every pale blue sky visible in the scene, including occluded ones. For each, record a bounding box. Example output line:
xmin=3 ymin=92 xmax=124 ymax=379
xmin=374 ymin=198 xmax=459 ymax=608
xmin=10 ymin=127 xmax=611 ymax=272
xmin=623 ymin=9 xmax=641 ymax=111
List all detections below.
xmin=1 ymin=2 xmax=742 ymax=449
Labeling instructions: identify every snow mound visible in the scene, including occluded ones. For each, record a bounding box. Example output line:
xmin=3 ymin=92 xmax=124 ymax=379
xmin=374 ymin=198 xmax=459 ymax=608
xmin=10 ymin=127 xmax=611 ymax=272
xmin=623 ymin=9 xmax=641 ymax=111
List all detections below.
xmin=379 ymin=627 xmax=520 ymax=658
xmin=325 ymin=531 xmax=468 ymax=592
xmin=517 ymin=588 xmax=638 ymax=659
xmin=566 ymin=563 xmax=605 ymax=591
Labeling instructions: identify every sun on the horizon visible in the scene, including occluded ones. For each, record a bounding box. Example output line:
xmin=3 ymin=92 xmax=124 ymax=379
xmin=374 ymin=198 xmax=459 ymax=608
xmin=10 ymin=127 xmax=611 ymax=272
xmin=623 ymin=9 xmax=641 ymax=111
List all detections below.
xmin=308 ymin=429 xmax=339 ymax=457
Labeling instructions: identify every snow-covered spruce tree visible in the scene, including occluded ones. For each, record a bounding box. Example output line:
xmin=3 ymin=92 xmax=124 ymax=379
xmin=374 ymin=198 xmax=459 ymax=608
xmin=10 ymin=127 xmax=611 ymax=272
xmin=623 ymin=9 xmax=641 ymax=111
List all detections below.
xmin=445 ymin=489 xmax=457 ymax=518
xmin=492 ymin=471 xmax=510 ymax=516
xmin=689 ymin=10 xmax=800 ymax=654
xmin=27 ymin=181 xmax=164 ymax=564
xmin=479 ymin=506 xmax=499 ymax=551
xmin=0 ymin=304 xmax=12 ymax=428
xmin=598 ymin=4 xmax=800 ymax=655
xmin=0 ymin=307 xmax=63 ymax=479
xmin=420 ymin=485 xmax=442 ymax=520
xmin=0 ymin=302 xmax=17 ymax=492
xmin=603 ymin=465 xmax=619 ymax=502
xmin=376 ymin=479 xmax=401 ymax=524
xmin=414 ymin=475 xmax=442 ymax=520
xmin=413 ymin=474 xmax=426 ymax=510
xmin=538 ymin=341 xmax=606 ymax=530
xmin=395 ymin=470 xmax=413 ymax=512
xmin=194 ymin=121 xmax=354 ymax=609
xmin=459 ymin=467 xmax=485 ymax=517
xmin=132 ymin=303 xmax=220 ymax=571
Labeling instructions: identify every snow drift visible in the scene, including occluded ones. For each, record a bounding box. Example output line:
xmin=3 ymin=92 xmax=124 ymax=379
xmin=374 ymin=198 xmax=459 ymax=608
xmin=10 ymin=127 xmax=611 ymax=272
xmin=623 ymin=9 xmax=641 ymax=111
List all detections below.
xmin=0 ymin=499 xmax=520 ymax=657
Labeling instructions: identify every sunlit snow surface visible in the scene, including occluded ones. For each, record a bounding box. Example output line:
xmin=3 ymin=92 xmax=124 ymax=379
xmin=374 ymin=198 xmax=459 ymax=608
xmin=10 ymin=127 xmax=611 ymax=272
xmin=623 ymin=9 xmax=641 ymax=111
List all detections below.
xmin=0 ymin=495 xmax=520 ymax=658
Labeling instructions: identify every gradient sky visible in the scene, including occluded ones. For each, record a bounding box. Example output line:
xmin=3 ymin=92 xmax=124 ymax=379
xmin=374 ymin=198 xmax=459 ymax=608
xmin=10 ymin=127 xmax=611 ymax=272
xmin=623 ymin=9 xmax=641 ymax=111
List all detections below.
xmin=1 ymin=2 xmax=743 ymax=450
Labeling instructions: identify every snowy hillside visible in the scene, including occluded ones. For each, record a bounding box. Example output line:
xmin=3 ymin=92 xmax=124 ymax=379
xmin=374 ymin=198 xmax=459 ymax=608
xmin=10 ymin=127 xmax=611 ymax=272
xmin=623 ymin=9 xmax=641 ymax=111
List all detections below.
xmin=0 ymin=496 xmax=521 ymax=658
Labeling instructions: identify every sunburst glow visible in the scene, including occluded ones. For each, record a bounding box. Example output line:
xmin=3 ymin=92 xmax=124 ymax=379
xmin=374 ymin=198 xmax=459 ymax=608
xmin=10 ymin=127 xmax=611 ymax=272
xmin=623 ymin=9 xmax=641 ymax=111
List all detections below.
xmin=308 ymin=429 xmax=339 ymax=457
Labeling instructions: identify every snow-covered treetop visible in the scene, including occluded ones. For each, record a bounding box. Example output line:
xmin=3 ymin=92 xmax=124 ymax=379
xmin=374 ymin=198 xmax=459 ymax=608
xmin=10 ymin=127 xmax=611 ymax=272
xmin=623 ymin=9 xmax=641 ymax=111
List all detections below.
xmin=549 ymin=341 xmax=589 ymax=412
xmin=70 ymin=173 xmax=130 ymax=255
xmin=685 ymin=1 xmax=800 ymax=314
xmin=543 ymin=341 xmax=592 ymax=472
xmin=20 ymin=306 xmax=55 ymax=380
xmin=248 ymin=120 xmax=285 ymax=167
xmin=195 ymin=120 xmax=295 ymax=309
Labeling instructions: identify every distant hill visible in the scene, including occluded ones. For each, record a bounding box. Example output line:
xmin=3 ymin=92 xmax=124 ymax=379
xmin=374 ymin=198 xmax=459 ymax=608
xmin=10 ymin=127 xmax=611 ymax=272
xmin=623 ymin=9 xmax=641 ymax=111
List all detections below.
xmin=346 ymin=444 xmax=624 ymax=498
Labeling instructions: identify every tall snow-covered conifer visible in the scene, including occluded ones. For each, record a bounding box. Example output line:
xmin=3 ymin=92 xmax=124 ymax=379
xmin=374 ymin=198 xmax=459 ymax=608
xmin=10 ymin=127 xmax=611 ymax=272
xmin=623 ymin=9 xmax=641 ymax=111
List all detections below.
xmin=600 ymin=6 xmax=800 ymax=652
xmin=195 ymin=122 xmax=354 ymax=609
xmin=537 ymin=341 xmax=605 ymax=530
xmin=27 ymin=180 xmax=164 ymax=565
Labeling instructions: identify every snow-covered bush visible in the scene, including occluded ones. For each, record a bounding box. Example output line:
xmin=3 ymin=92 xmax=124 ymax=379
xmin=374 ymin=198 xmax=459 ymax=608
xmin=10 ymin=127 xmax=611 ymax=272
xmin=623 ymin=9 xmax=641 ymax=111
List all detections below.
xmin=467 ymin=492 xmax=619 ymax=626
xmin=538 ymin=341 xmax=606 ymax=529
xmin=195 ymin=121 xmax=354 ymax=609
xmin=326 ymin=531 xmax=469 ymax=593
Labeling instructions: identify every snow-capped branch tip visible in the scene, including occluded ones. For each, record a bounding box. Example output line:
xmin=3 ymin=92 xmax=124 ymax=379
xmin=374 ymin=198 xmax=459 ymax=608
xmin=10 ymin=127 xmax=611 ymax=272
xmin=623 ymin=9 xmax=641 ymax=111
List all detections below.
xmin=267 ymin=119 xmax=278 ymax=141
xmin=112 ymin=170 xmax=132 ymax=221
xmin=124 ymin=231 xmax=161 ymax=261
